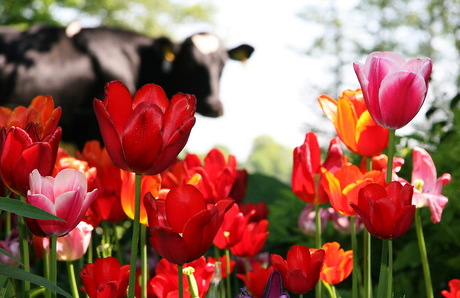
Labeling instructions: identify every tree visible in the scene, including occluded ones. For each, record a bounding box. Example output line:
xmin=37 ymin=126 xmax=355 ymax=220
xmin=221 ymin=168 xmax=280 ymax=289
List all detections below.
xmin=244 ymin=135 xmax=292 ymax=184
xmin=0 ymin=0 xmax=216 ymax=37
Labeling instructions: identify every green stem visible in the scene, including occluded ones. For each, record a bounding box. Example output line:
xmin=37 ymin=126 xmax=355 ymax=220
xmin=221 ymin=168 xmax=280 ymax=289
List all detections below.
xmin=364 ymin=157 xmax=373 ymax=298
xmin=140 ymin=224 xmax=148 ymax=298
xmin=386 ymin=129 xmax=396 ymax=183
xmin=377 ymin=239 xmax=388 ymax=298
xmin=66 ymin=261 xmax=79 ymax=298
xmin=18 ymin=196 xmax=30 ymax=295
xmin=314 ymin=204 xmax=322 ymax=298
xmin=49 ymin=235 xmax=58 ymax=298
xmin=351 ymin=218 xmax=359 ymax=298
xmin=178 ymin=264 xmax=184 ymax=298
xmin=127 ymin=173 xmax=142 ymax=298
xmin=322 ymin=281 xmax=336 ymax=298
xmin=415 ymin=209 xmax=433 ymax=298
xmin=225 ymin=249 xmax=231 ymax=298
xmin=387 ymin=240 xmax=393 ymax=298
xmin=183 ymin=267 xmax=200 ymax=298
xmin=113 ymin=222 xmax=124 ymax=264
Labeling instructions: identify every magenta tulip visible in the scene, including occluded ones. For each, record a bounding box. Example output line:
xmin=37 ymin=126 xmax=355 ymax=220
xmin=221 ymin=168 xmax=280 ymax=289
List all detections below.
xmin=411 ymin=146 xmax=451 ymax=223
xmin=353 ymin=52 xmax=432 ymax=129
xmin=26 ymin=169 xmax=98 ymax=237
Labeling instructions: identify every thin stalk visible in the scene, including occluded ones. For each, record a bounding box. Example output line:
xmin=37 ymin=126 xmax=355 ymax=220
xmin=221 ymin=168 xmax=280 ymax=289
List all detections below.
xmin=387 ymin=240 xmax=393 ymax=297
xmin=322 ymin=281 xmax=337 ymax=298
xmin=225 ymin=249 xmax=231 ymax=298
xmin=351 ymin=219 xmax=359 ymax=298
xmin=178 ymin=264 xmax=184 ymax=298
xmin=18 ymin=196 xmax=30 ymax=295
xmin=140 ymin=224 xmax=148 ymax=298
xmin=66 ymin=261 xmax=80 ymax=298
xmin=49 ymin=235 xmax=58 ymax=298
xmin=127 ymin=173 xmax=142 ymax=298
xmin=386 ymin=130 xmax=396 ymax=183
xmin=314 ymin=204 xmax=322 ymax=298
xmin=377 ymin=239 xmax=388 ymax=298
xmin=415 ymin=209 xmax=433 ymax=298
xmin=364 ymin=157 xmax=373 ymax=298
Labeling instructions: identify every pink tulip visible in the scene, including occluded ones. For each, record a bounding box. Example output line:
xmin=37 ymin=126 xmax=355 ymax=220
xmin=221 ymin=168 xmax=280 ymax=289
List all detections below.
xmin=411 ymin=147 xmax=451 ymax=223
xmin=353 ymin=52 xmax=432 ymax=129
xmin=34 ymin=221 xmax=93 ymax=261
xmin=26 ymin=169 xmax=98 ymax=237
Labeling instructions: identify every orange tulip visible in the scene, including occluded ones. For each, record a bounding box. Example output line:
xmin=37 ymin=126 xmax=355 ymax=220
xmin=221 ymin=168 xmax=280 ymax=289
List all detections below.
xmin=318 ymin=89 xmax=388 ymax=157
xmin=120 ymin=170 xmax=161 ymax=225
xmin=323 ymin=164 xmax=385 ymax=216
xmin=316 ymin=242 xmax=353 ymax=285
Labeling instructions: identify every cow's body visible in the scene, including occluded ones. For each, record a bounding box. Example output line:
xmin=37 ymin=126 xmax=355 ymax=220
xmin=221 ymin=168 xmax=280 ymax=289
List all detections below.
xmin=0 ymin=25 xmax=253 ymax=146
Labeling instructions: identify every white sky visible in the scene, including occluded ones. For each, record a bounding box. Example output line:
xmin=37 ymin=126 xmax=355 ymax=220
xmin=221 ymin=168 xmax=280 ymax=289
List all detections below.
xmin=182 ymin=1 xmax=338 ymax=161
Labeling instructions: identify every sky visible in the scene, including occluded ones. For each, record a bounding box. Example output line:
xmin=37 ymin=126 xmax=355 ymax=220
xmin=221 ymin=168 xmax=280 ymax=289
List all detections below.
xmin=180 ymin=1 xmax=337 ymax=161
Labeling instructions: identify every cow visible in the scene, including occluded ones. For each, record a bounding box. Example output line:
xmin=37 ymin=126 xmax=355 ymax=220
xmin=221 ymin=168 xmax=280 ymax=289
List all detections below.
xmin=0 ymin=24 xmax=254 ymax=147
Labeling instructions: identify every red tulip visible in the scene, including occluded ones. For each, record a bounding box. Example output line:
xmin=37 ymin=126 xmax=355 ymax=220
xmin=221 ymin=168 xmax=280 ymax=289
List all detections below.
xmin=213 ymin=203 xmax=249 ymax=249
xmin=350 ymin=181 xmax=416 ymax=239
xmin=183 ymin=148 xmax=238 ymax=203
xmin=318 ymin=89 xmax=388 ymax=156
xmin=230 ymin=218 xmax=269 ymax=258
xmin=80 ymin=257 xmax=130 ymax=298
xmin=292 ymin=132 xmax=346 ymax=204
xmin=270 ymin=245 xmax=325 ymax=294
xmin=442 ymin=279 xmax=460 ymax=298
xmin=353 ymin=52 xmax=432 ymax=129
xmin=93 ymin=81 xmax=196 ymax=175
xmin=145 ymin=184 xmax=233 ymax=264
xmin=0 ymin=126 xmax=61 ymax=196
xmin=26 ymin=169 xmax=98 ymax=237
xmin=236 ymin=262 xmax=274 ymax=298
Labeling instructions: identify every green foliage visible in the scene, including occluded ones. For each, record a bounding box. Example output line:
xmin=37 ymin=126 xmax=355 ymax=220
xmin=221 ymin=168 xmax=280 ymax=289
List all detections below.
xmin=244 ymin=135 xmax=293 ymax=185
xmin=0 ymin=0 xmax=216 ymax=37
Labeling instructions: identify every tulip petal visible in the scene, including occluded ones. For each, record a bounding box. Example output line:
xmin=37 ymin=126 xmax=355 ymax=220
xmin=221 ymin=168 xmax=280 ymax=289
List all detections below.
xmin=412 ymin=147 xmax=437 ymax=192
xmin=132 ymin=83 xmax=169 ymax=111
xmin=378 ymin=71 xmax=427 ymax=129
xmin=103 ymin=81 xmax=134 ymax=135
xmin=149 ymin=226 xmax=191 ymax=265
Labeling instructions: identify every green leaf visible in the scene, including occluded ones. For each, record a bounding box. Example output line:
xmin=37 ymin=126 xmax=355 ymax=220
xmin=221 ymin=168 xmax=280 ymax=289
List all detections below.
xmin=0 ymin=264 xmax=72 ymax=298
xmin=0 ymin=247 xmax=23 ymax=267
xmin=0 ymin=197 xmax=65 ymax=221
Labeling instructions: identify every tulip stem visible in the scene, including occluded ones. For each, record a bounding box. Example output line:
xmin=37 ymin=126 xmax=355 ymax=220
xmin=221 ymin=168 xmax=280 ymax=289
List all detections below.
xmin=415 ymin=209 xmax=434 ymax=298
xmin=49 ymin=235 xmax=57 ymax=298
xmin=128 ymin=173 xmax=142 ymax=298
xmin=364 ymin=157 xmax=373 ymax=298
xmin=377 ymin=239 xmax=392 ymax=298
xmin=66 ymin=261 xmax=79 ymax=298
xmin=18 ymin=196 xmax=30 ymax=295
xmin=351 ymin=218 xmax=359 ymax=298
xmin=178 ymin=264 xmax=184 ymax=298
xmin=322 ymin=281 xmax=337 ymax=298
xmin=225 ymin=249 xmax=231 ymax=298
xmin=314 ymin=204 xmax=322 ymax=298
xmin=140 ymin=224 xmax=148 ymax=298
xmin=386 ymin=130 xmax=396 ymax=183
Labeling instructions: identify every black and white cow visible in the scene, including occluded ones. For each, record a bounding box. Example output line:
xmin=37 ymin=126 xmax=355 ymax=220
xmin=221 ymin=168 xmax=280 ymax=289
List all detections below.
xmin=0 ymin=24 xmax=254 ymax=146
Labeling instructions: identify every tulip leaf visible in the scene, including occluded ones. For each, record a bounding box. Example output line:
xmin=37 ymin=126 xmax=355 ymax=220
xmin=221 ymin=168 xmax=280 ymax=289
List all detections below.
xmin=0 ymin=197 xmax=65 ymax=221
xmin=0 ymin=264 xmax=72 ymax=297
xmin=0 ymin=247 xmax=24 ymax=267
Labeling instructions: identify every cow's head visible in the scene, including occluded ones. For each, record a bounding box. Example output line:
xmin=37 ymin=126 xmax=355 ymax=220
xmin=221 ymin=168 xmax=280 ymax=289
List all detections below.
xmin=165 ymin=33 xmax=254 ymax=117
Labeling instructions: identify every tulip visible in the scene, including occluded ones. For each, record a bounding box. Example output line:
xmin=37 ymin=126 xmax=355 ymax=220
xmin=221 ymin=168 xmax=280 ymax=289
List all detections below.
xmin=93 ymin=80 xmax=196 ymax=175
xmin=26 ymin=168 xmax=98 ymax=237
xmin=318 ymin=89 xmax=388 ymax=156
xmin=236 ymin=262 xmax=274 ymax=298
xmin=316 ymin=242 xmax=353 ymax=285
xmin=353 ymin=51 xmax=432 ymax=129
xmin=441 ymin=279 xmax=460 ymax=298
xmin=350 ymin=182 xmax=415 ymax=239
xmin=0 ymin=126 xmax=61 ymax=196
xmin=230 ymin=218 xmax=269 ymax=258
xmin=213 ymin=203 xmax=249 ymax=249
xmin=270 ymin=245 xmax=325 ymax=294
xmin=0 ymin=229 xmax=20 ymax=267
xmin=120 ymin=170 xmax=161 ymax=225
xmin=0 ymin=95 xmax=62 ymax=140
xmin=323 ymin=164 xmax=385 ymax=216
xmin=297 ymin=204 xmax=331 ymax=236
xmin=33 ymin=221 xmax=93 ymax=261
xmin=183 ymin=148 xmax=238 ymax=203
xmin=239 ymin=202 xmax=269 ymax=222
xmin=80 ymin=257 xmax=130 ymax=298
xmin=150 ymin=256 xmax=215 ymax=298
xmin=145 ymin=184 xmax=233 ymax=265
xmin=411 ymin=146 xmax=452 ymax=223
xmin=292 ymin=132 xmax=346 ymax=204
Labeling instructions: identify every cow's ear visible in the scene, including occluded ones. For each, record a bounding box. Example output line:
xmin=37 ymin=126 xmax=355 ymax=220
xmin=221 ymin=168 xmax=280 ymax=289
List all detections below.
xmin=228 ymin=44 xmax=254 ymax=62
xmin=156 ymin=37 xmax=176 ymax=62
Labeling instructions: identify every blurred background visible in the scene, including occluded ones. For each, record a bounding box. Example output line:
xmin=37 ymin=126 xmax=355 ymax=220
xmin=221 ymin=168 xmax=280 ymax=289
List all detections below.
xmin=2 ymin=0 xmax=460 ymax=296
